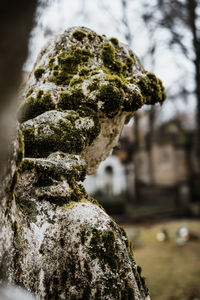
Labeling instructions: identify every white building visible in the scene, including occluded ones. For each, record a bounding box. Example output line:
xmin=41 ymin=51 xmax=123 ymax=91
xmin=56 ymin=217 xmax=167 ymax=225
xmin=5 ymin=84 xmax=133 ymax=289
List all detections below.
xmin=83 ymin=155 xmax=127 ymax=196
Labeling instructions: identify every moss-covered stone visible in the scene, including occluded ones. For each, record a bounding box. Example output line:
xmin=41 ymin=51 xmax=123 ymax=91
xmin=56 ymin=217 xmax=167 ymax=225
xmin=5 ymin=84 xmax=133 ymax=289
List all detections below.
xmin=110 ymin=37 xmax=119 ymax=46
xmin=137 ymin=72 xmax=166 ymax=105
xmin=123 ymin=88 xmax=144 ymax=112
xmin=126 ymin=56 xmax=134 ymax=73
xmin=17 ymin=90 xmax=55 ymax=123
xmin=18 ymin=158 xmax=36 ymax=173
xmin=102 ymin=43 xmax=124 ymax=74
xmin=72 ymin=29 xmax=87 ymax=41
xmin=49 ymin=57 xmax=55 ymax=70
xmin=97 ymin=82 xmax=125 ymax=118
xmin=79 ymin=66 xmax=90 ymax=76
xmin=50 ymin=47 xmax=93 ymax=86
xmin=58 ymin=88 xmax=85 ymax=110
xmin=87 ymin=79 xmax=100 ymax=92
xmin=87 ymin=32 xmax=94 ymax=41
xmin=23 ymin=119 xmax=85 ymax=157
xmin=34 ymin=67 xmax=45 ymax=80
xmin=90 ymin=229 xmax=119 ymax=270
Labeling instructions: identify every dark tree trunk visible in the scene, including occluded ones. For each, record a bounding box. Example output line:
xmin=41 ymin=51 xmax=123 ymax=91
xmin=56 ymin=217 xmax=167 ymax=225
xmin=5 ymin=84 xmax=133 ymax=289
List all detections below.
xmin=187 ymin=0 xmax=200 ymax=198
xmin=0 ymin=0 xmax=37 ymax=180
xmin=148 ymin=106 xmax=156 ymax=185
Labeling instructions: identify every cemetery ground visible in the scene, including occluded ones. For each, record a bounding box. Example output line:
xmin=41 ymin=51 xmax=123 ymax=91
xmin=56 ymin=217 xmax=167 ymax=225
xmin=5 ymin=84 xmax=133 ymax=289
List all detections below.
xmin=123 ymin=219 xmax=200 ymax=300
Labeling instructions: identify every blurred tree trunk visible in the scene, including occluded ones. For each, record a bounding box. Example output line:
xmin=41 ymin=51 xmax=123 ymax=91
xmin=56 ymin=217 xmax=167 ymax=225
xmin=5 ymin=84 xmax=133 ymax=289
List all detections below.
xmin=148 ymin=106 xmax=156 ymax=185
xmin=0 ymin=0 xmax=37 ymax=284
xmin=142 ymin=0 xmax=200 ymax=198
xmin=187 ymin=0 xmax=200 ymax=198
xmin=133 ymin=112 xmax=141 ymax=203
xmin=0 ymin=0 xmax=37 ymax=181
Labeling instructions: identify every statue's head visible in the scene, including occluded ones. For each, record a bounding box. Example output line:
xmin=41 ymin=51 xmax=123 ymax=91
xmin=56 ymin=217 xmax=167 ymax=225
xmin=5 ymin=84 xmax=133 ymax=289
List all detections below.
xmin=18 ymin=27 xmax=166 ymax=174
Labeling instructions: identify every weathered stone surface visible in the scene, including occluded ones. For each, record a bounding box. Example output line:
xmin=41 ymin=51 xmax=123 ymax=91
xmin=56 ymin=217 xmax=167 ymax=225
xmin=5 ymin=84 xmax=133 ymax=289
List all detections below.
xmin=0 ymin=26 xmax=166 ymax=299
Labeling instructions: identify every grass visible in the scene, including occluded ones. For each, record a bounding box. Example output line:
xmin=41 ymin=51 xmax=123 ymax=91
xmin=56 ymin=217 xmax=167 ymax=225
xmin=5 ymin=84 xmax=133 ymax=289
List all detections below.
xmin=123 ymin=220 xmax=200 ymax=300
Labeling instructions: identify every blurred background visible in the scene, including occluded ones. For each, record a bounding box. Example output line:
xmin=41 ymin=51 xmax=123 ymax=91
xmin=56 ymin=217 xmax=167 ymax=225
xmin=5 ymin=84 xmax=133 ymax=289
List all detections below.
xmin=10 ymin=0 xmax=200 ymax=299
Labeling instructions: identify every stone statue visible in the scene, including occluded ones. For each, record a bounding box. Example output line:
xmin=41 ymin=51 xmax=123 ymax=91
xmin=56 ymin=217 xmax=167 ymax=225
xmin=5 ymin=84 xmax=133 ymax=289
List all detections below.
xmin=0 ymin=26 xmax=166 ymax=299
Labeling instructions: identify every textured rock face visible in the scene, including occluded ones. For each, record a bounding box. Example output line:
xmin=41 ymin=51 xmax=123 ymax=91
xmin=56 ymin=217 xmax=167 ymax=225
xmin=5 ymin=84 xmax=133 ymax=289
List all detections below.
xmin=0 ymin=26 xmax=166 ymax=299
xmin=17 ymin=26 xmax=166 ymax=174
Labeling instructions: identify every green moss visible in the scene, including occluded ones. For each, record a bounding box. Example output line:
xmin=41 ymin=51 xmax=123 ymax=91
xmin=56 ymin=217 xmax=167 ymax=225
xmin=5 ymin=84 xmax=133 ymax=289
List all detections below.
xmin=34 ymin=67 xmax=45 ymax=80
xmin=87 ymin=33 xmax=94 ymax=40
xmin=137 ymin=72 xmax=166 ymax=105
xmin=68 ymin=181 xmax=88 ymax=202
xmin=90 ymin=70 xmax=99 ymax=76
xmin=49 ymin=57 xmax=55 ymax=70
xmin=106 ymin=73 xmax=124 ymax=88
xmin=62 ymin=201 xmax=77 ymax=210
xmin=26 ymin=88 xmax=34 ymax=98
xmin=123 ymin=64 xmax=128 ymax=75
xmin=98 ymin=35 xmax=103 ymax=42
xmin=79 ymin=67 xmax=90 ymax=76
xmin=23 ymin=120 xmax=85 ymax=157
xmin=70 ymin=77 xmax=84 ymax=86
xmin=87 ymin=78 xmax=100 ymax=91
xmin=50 ymin=48 xmax=93 ymax=86
xmin=113 ymin=59 xmax=124 ymax=74
xmin=58 ymin=88 xmax=85 ymax=110
xmin=17 ymin=90 xmax=55 ymax=123
xmin=119 ymin=226 xmax=130 ymax=248
xmin=35 ymin=158 xmax=87 ymax=183
xmin=102 ymin=43 xmax=115 ymax=66
xmin=158 ymin=78 xmax=167 ymax=102
xmin=102 ymin=43 xmax=124 ymax=73
xmin=97 ymin=83 xmax=125 ymax=118
xmin=126 ymin=56 xmax=134 ymax=73
xmin=87 ymin=195 xmax=103 ymax=208
xmin=58 ymin=85 xmax=98 ymax=114
xmin=110 ymin=37 xmax=119 ymax=46
xmin=72 ymin=30 xmax=87 ymax=41
xmin=123 ymin=88 xmax=144 ymax=112
xmin=90 ymin=229 xmax=119 ymax=270
xmin=19 ymin=158 xmax=35 ymax=173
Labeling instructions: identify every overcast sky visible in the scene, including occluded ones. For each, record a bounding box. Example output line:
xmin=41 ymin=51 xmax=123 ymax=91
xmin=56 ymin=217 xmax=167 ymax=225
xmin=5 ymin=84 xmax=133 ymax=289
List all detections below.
xmin=24 ymin=0 xmax=196 ymax=124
